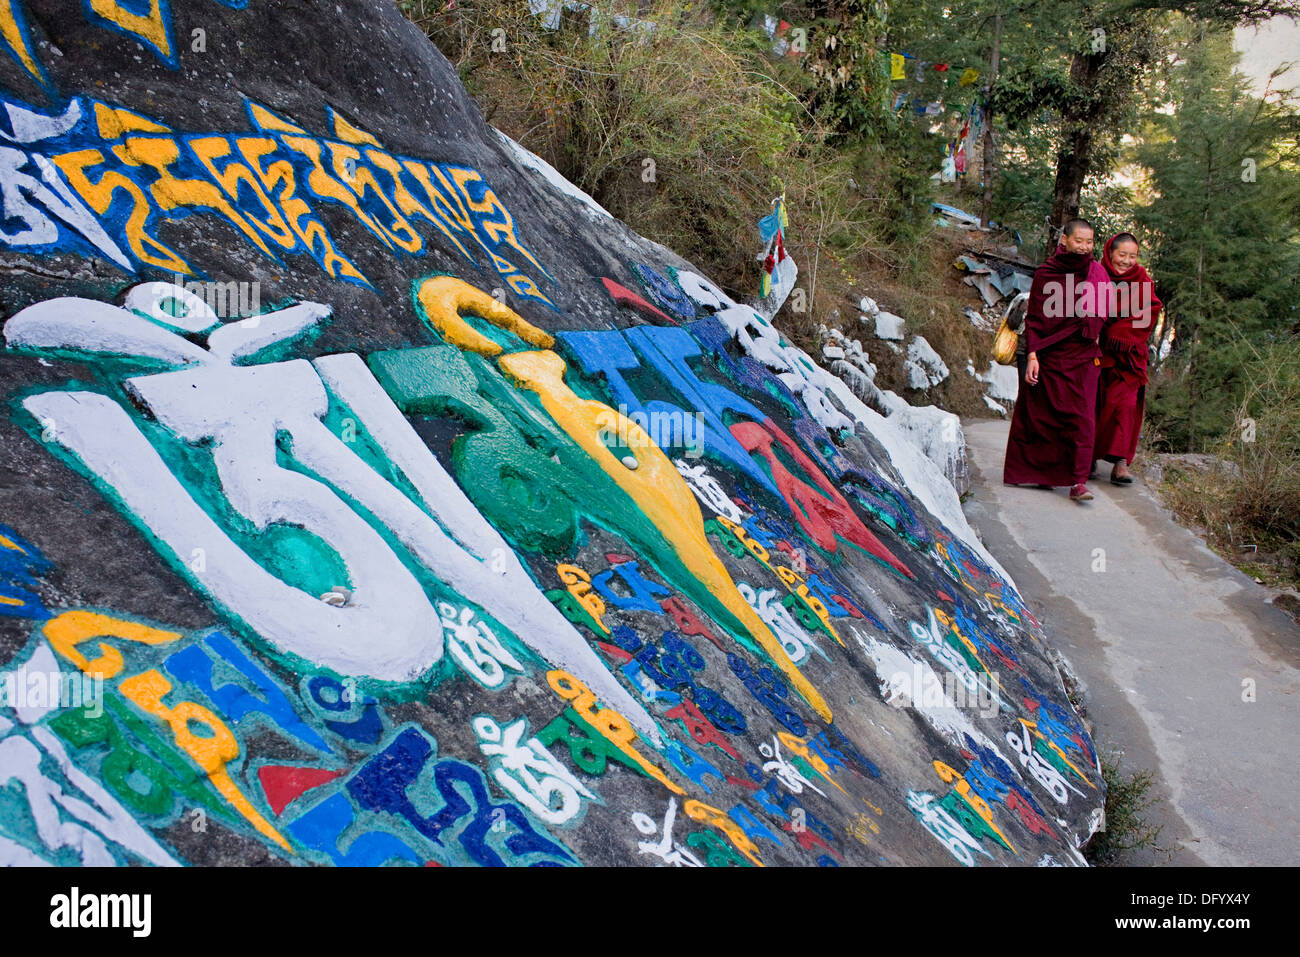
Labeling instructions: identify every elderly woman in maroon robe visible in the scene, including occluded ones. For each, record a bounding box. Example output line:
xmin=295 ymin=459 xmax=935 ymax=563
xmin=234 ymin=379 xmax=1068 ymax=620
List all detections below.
xmin=1003 ymin=219 xmax=1111 ymax=502
xmin=1093 ymin=233 xmax=1163 ymax=485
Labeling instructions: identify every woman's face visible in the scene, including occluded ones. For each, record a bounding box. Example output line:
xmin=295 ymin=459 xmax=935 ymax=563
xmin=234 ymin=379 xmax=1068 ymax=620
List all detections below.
xmin=1109 ymin=239 xmax=1140 ymax=272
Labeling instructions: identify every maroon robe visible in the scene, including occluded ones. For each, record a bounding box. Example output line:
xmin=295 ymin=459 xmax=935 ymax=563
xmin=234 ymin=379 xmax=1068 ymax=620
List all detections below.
xmin=1094 ymin=235 xmax=1163 ymax=465
xmin=1003 ymin=246 xmax=1110 ymax=487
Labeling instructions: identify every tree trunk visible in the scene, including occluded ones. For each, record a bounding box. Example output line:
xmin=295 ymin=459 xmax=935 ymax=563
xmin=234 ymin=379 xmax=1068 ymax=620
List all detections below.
xmin=1187 ymin=143 xmax=1213 ymax=453
xmin=980 ymin=12 xmax=1002 ymax=229
xmin=1049 ymin=125 xmax=1093 ymax=228
xmin=1049 ymin=45 xmax=1107 ymax=232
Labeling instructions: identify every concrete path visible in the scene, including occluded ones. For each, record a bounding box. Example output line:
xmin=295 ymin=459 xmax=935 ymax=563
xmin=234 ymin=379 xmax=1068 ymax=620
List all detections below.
xmin=962 ymin=418 xmax=1300 ymax=866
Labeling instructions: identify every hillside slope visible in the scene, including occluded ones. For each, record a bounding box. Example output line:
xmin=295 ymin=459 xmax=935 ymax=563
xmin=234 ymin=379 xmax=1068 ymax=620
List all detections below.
xmin=0 ymin=0 xmax=1101 ymax=866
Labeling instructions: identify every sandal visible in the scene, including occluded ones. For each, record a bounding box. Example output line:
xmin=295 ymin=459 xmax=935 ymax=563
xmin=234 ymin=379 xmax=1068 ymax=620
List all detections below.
xmin=1110 ymin=464 xmax=1134 ymax=486
xmin=1069 ymin=484 xmax=1094 ymax=502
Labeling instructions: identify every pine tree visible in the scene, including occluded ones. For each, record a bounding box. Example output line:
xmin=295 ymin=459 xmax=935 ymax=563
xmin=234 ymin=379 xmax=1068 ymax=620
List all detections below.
xmin=1138 ymin=24 xmax=1300 ymax=451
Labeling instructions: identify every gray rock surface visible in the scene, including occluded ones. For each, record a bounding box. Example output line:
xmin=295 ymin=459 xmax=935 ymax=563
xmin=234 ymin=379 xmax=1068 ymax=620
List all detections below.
xmin=0 ymin=0 xmax=1101 ymax=866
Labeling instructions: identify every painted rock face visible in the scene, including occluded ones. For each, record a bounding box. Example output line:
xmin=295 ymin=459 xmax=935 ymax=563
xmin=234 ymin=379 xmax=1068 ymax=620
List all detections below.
xmin=0 ymin=0 xmax=1100 ymax=867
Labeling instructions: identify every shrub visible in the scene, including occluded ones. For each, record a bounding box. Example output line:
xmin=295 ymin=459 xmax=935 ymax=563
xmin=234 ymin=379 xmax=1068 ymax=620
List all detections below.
xmin=1152 ymin=341 xmax=1300 ymax=589
xmin=402 ymin=0 xmax=938 ymax=340
xmin=1083 ymin=750 xmax=1162 ymax=865
xmin=1230 ymin=341 xmax=1300 ymax=545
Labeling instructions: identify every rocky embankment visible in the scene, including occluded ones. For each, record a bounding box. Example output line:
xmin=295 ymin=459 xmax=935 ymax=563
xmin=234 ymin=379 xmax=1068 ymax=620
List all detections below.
xmin=0 ymin=0 xmax=1101 ymax=866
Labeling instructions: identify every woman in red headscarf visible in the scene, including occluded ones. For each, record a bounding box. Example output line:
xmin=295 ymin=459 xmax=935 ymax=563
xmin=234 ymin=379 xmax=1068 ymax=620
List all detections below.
xmin=1093 ymin=233 xmax=1162 ymax=485
xmin=1003 ymin=219 xmax=1111 ymax=502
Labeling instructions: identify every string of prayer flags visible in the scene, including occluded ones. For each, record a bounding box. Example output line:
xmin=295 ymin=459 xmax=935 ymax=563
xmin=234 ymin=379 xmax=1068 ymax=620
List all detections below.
xmin=887 ymin=52 xmax=990 ymax=88
xmin=757 ymin=196 xmax=789 ymax=299
xmin=757 ymin=198 xmax=785 ymax=244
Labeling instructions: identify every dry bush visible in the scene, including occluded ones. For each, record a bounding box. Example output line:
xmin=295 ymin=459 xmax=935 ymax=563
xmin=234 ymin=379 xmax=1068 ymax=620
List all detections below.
xmin=405 ymin=0 xmax=868 ymax=301
xmin=1232 ymin=343 xmax=1300 ymax=546
xmin=1154 ymin=345 xmax=1300 ymax=589
xmin=401 ymin=0 xmax=991 ymax=414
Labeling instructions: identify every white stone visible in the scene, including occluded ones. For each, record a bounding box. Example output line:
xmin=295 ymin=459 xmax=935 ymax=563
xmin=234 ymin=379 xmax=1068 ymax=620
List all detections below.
xmin=874 ymin=311 xmax=906 ymax=341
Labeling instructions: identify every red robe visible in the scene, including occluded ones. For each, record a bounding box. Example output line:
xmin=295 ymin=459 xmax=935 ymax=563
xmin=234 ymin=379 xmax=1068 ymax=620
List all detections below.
xmin=1003 ymin=247 xmax=1110 ymax=487
xmin=1094 ymin=236 xmax=1163 ymax=465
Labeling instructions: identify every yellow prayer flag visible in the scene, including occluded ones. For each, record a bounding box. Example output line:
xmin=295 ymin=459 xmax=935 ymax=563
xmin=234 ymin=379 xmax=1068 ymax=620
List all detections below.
xmin=891 ymin=53 xmax=905 ymax=81
xmin=959 ymin=67 xmax=979 ymax=86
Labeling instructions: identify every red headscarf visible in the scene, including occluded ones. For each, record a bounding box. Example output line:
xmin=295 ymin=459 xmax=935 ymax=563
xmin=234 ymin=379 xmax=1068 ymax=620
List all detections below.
xmin=1101 ymin=234 xmax=1163 ymax=350
xmin=1025 ymin=244 xmax=1110 ymax=353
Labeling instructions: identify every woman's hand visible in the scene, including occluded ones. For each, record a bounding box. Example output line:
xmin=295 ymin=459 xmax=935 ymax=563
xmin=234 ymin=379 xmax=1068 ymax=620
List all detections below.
xmin=1026 ymin=354 xmax=1040 ymax=386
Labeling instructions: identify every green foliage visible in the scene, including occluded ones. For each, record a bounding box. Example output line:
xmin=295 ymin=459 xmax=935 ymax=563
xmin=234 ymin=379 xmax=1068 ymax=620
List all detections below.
xmin=407 ymin=0 xmax=810 ymax=290
xmin=866 ymin=116 xmax=942 ymax=253
xmin=1231 ymin=342 xmax=1300 ymax=543
xmin=399 ymin=0 xmax=1300 ymax=475
xmin=1156 ymin=361 xmax=1300 ymax=589
xmin=1084 ymin=750 xmax=1163 ymax=865
xmin=992 ymin=60 xmax=1074 ymax=128
xmin=1078 ymin=178 xmax=1138 ymax=246
xmin=801 ymin=2 xmax=892 ymax=141
xmin=990 ymin=120 xmax=1059 ymax=253
xmin=1139 ymin=24 xmax=1300 ymax=452
xmin=708 ymin=0 xmax=891 ymax=141
xmin=1129 ymin=0 xmax=1300 ymax=24
xmin=404 ymin=0 xmax=950 ymax=329
xmin=882 ymin=2 xmax=1132 ymax=235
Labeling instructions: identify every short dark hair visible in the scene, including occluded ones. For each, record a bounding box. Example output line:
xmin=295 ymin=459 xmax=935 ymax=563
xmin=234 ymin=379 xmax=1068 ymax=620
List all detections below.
xmin=1062 ymin=218 xmax=1094 ymax=237
xmin=1110 ymin=231 xmax=1139 ymax=248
